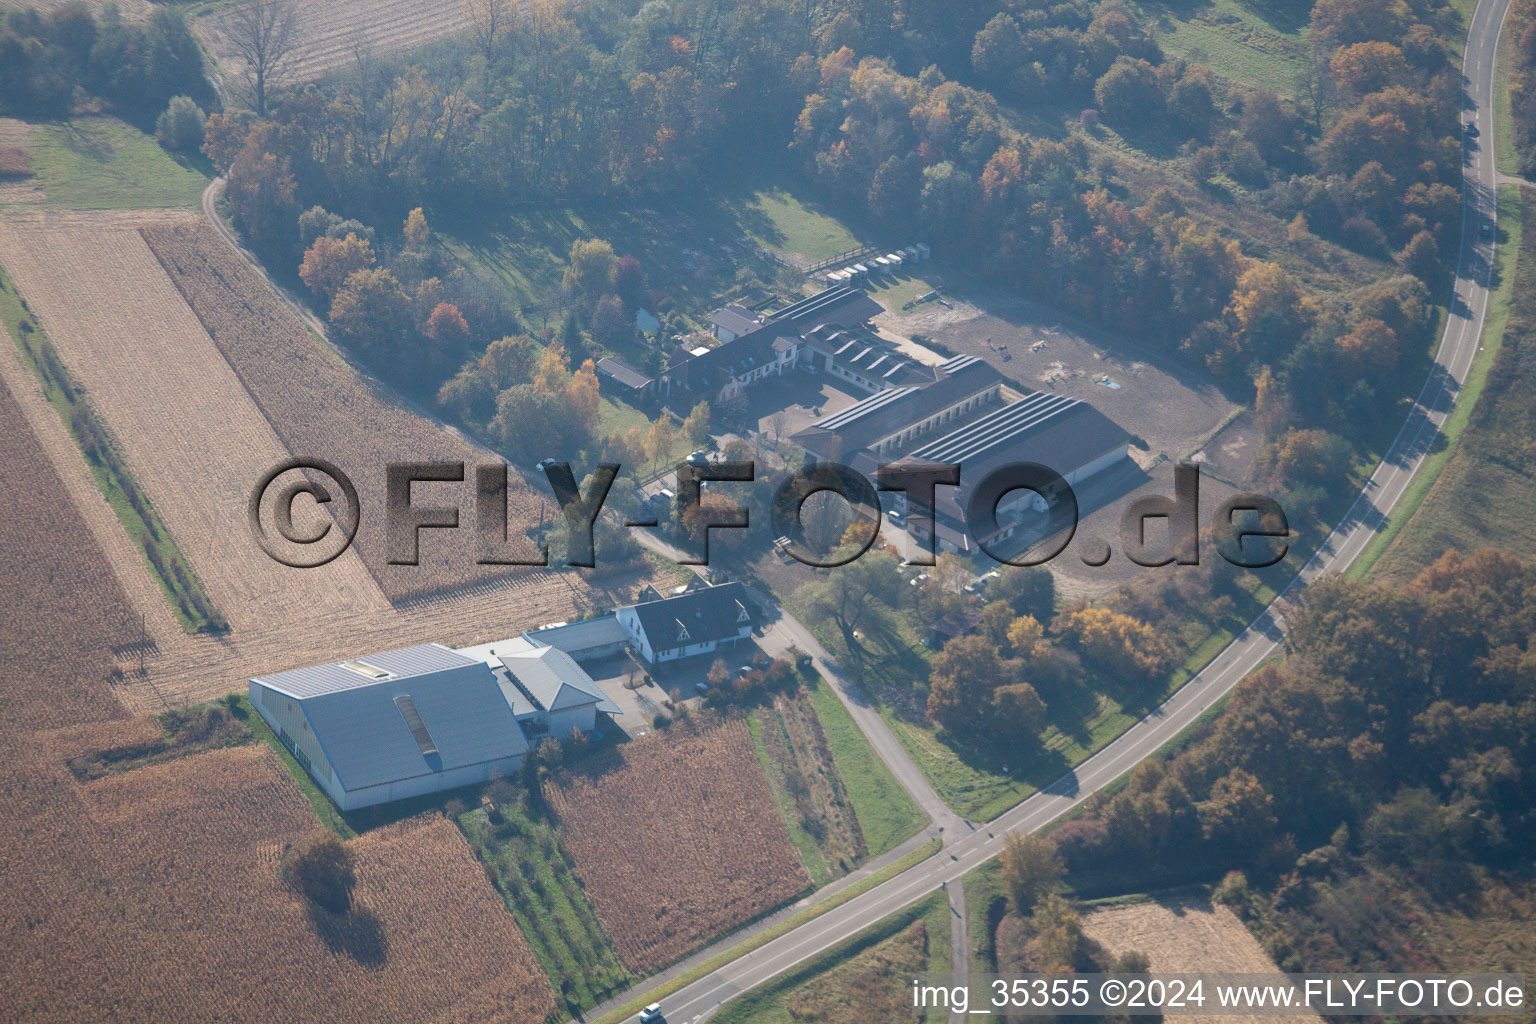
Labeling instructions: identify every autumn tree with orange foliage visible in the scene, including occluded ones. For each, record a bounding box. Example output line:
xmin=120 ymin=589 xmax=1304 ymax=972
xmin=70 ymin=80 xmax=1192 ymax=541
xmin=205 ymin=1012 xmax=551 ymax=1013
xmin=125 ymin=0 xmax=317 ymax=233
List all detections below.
xmin=1058 ymin=606 xmax=1170 ymax=681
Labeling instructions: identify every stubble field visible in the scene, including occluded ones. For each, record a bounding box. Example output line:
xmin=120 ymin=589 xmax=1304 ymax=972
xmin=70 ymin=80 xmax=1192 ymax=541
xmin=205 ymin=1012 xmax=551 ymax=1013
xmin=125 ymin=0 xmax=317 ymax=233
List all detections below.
xmin=0 ymin=209 xmax=665 ymax=710
xmin=547 ymin=716 xmax=811 ymax=973
xmin=141 ymin=217 xmax=552 ymax=603
xmin=1080 ymin=895 xmax=1323 ymax=1024
xmin=197 ymin=0 xmax=473 ymax=88
xmin=0 ymin=210 xmax=391 ymax=632
xmin=0 ymin=378 xmax=556 ymax=1023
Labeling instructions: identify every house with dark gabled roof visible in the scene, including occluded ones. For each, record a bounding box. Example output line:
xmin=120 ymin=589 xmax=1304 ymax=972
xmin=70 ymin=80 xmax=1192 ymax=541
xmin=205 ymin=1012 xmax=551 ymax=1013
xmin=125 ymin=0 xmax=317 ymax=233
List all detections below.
xmin=615 ymin=581 xmax=756 ymax=664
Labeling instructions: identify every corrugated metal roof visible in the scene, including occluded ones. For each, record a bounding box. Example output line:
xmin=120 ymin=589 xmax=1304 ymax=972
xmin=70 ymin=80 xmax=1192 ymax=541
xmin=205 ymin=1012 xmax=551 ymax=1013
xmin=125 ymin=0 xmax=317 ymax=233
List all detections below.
xmin=499 ymin=647 xmax=621 ymax=716
xmin=490 ymin=664 xmax=541 ymax=717
xmin=252 ymin=643 xmax=480 ymax=699
xmin=524 ymin=616 xmax=628 ymax=654
xmin=297 ymin=661 xmax=529 ymax=792
xmin=907 ymin=392 xmax=1081 ymax=464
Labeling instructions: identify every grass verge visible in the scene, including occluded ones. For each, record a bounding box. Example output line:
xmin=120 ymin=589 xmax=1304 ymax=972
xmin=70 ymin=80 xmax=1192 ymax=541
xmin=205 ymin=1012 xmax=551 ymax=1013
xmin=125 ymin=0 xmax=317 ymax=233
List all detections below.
xmin=1349 ymin=184 xmax=1523 ymax=579
xmin=0 ymin=262 xmax=226 ymax=633
xmin=708 ymin=890 xmax=952 ymax=1024
xmin=802 ymin=673 xmax=926 ymax=856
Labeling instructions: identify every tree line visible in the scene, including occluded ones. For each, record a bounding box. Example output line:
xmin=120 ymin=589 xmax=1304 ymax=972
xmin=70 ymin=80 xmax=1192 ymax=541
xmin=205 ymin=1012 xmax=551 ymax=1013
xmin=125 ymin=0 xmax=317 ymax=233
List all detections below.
xmin=0 ymin=3 xmax=210 ymax=122
xmin=1046 ymin=549 xmax=1535 ymax=975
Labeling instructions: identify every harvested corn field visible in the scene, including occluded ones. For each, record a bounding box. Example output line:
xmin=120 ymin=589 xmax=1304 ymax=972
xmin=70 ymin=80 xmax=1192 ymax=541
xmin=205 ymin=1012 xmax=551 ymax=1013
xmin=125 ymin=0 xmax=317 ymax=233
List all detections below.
xmin=0 ymin=419 xmax=555 ymax=1022
xmin=0 ymin=370 xmax=138 ymax=733
xmin=140 ymin=217 xmax=551 ymax=603
xmin=197 ymin=0 xmax=472 ymax=88
xmin=0 ymin=210 xmax=391 ymax=632
xmin=0 ymin=209 xmax=664 ymax=711
xmin=547 ymin=716 xmax=811 ymax=973
xmin=3 ymin=740 xmax=557 ymax=1023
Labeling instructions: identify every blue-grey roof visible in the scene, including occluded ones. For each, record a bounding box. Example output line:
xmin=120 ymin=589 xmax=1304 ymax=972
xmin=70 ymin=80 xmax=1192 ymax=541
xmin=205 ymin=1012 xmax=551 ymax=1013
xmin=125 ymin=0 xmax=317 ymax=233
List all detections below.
xmin=252 ymin=643 xmax=479 ymax=699
xmin=490 ymin=664 xmax=541 ymax=718
xmin=499 ymin=647 xmax=621 ymax=716
xmin=251 ymin=645 xmax=529 ymax=793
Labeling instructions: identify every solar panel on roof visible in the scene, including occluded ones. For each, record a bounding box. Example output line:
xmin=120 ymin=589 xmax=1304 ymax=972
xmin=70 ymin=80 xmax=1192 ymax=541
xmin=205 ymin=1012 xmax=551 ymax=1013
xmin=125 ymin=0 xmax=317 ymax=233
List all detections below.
xmin=812 ymin=386 xmax=917 ymax=430
xmin=393 ymin=694 xmax=439 ymax=756
xmin=907 ymin=393 xmax=1080 ymax=465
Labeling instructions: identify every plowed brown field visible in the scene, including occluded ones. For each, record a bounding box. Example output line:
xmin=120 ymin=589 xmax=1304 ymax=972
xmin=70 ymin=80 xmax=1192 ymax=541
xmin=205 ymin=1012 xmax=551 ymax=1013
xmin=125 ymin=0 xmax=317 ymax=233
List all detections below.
xmin=547 ymin=716 xmax=811 ymax=973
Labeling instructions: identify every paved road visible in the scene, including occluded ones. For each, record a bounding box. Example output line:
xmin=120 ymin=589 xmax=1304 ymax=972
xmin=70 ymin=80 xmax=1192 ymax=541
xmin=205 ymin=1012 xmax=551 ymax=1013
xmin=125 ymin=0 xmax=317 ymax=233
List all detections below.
xmin=632 ymin=0 xmax=1512 ymax=1018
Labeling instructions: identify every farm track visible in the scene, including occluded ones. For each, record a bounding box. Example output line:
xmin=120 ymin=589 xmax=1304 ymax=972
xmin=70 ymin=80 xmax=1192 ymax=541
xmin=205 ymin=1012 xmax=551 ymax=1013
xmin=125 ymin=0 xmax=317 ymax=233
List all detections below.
xmin=198 ymin=0 xmax=473 ymax=87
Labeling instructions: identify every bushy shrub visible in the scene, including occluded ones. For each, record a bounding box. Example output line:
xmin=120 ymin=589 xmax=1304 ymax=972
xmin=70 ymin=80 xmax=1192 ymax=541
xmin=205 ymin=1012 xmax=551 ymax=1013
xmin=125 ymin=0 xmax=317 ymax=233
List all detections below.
xmin=155 ymin=96 xmax=206 ymax=155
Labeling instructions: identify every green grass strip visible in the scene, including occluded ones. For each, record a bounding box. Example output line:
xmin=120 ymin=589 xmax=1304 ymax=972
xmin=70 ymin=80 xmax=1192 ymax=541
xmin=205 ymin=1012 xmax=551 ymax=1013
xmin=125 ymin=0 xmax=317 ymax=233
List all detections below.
xmin=0 ymin=262 xmax=226 ymax=633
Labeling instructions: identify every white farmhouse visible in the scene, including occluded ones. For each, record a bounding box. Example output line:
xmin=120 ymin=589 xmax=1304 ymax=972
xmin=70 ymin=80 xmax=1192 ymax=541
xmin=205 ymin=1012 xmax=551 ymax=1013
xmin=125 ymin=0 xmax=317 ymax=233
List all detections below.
xmin=616 ymin=581 xmax=755 ymax=664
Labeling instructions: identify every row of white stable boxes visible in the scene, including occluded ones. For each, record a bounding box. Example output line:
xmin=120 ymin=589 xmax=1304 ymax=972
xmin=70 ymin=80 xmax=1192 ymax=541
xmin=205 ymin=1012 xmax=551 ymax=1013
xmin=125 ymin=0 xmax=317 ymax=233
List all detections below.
xmin=825 ymin=244 xmax=928 ymax=286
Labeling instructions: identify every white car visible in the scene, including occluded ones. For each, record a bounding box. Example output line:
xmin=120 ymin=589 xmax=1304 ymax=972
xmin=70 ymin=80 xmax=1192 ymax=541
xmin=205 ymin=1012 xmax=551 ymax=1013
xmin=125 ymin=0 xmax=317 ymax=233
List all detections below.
xmin=639 ymin=1004 xmax=665 ymax=1023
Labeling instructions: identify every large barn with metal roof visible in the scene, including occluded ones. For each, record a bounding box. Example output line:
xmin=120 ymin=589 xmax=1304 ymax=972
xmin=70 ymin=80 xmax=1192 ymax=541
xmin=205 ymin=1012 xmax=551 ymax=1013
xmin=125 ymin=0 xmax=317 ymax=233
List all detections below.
xmin=249 ymin=638 xmax=622 ymax=811
xmin=791 ymin=355 xmax=1132 ymax=554
xmin=249 ymin=644 xmax=529 ymax=812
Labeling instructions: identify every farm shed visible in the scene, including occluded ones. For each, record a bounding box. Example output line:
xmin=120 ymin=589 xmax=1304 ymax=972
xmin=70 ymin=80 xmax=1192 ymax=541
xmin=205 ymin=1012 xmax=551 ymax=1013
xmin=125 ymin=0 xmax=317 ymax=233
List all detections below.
xmin=249 ymin=644 xmax=528 ymax=811
xmin=521 ymin=616 xmax=631 ymax=662
xmin=498 ymin=646 xmax=621 ymax=739
xmin=458 ymin=634 xmax=624 ymax=740
xmin=596 ymin=356 xmax=655 ymax=393
xmin=616 ymin=581 xmax=755 ymax=664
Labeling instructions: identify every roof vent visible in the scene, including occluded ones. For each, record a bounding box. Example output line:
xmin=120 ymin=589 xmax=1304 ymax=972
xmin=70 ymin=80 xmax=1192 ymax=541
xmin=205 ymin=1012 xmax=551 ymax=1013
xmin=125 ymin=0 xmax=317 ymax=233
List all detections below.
xmin=339 ymin=660 xmax=392 ymax=681
xmin=393 ymin=694 xmax=439 ymax=756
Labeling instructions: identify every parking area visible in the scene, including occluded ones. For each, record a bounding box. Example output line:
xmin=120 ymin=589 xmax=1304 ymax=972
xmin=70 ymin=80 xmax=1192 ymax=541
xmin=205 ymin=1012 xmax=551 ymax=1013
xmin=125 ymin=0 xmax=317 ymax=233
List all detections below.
xmin=873 ymin=278 xmax=1238 ymax=467
xmin=742 ymin=372 xmax=860 ymax=442
xmin=587 ymin=639 xmax=771 ymax=739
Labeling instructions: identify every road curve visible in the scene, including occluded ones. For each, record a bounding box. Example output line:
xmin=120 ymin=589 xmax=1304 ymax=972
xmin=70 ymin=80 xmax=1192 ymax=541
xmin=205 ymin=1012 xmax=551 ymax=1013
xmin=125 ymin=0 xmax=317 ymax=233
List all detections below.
xmin=641 ymin=0 xmax=1513 ymax=1018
